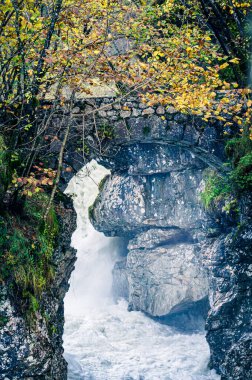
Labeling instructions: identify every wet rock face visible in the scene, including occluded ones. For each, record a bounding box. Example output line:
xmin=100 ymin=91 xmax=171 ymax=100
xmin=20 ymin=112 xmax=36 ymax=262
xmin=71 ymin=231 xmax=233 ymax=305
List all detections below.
xmin=0 ymin=291 xmax=67 ymax=379
xmin=126 ymin=229 xmax=209 ymax=317
xmin=204 ymin=194 xmax=252 ymax=380
xmin=90 ymin=142 xmax=213 ymax=322
xmin=0 ymin=199 xmax=77 ymax=380
xmin=91 ymin=168 xmax=209 ymax=236
xmin=127 ymin=236 xmax=208 ymax=316
xmin=2 ymin=95 xmax=248 ymax=378
xmin=112 ymin=258 xmax=129 ymax=300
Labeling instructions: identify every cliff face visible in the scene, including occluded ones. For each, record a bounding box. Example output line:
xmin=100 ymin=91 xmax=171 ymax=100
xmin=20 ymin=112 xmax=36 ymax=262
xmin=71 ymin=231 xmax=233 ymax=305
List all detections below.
xmin=0 ymin=198 xmax=76 ymax=379
xmin=89 ymin=110 xmax=252 ymax=379
xmin=205 ymin=195 xmax=252 ymax=380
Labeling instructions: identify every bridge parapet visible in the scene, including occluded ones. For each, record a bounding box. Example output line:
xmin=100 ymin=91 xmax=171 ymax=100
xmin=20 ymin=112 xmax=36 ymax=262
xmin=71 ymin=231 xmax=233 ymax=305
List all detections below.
xmin=45 ymin=95 xmax=226 ymax=186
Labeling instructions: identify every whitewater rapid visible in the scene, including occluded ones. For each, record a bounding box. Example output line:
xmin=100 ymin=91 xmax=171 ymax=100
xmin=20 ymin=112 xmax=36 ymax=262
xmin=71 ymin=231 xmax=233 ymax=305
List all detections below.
xmin=63 ymin=161 xmax=220 ymax=380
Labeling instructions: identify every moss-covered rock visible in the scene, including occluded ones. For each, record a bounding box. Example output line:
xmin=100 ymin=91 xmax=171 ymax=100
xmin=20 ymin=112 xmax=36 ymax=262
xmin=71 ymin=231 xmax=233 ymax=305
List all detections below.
xmin=0 ymin=193 xmax=77 ymax=379
xmin=0 ymin=192 xmax=59 ymax=318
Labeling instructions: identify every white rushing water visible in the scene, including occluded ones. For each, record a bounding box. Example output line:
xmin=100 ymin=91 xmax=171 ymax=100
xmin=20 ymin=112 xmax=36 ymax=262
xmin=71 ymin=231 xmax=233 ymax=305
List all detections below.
xmin=63 ymin=161 xmax=220 ymax=380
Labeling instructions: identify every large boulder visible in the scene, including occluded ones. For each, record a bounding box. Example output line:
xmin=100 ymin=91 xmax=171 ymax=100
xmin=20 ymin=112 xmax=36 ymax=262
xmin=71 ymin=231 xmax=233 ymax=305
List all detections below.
xmin=127 ymin=229 xmax=208 ymax=316
xmin=90 ymin=141 xmax=213 ymax=326
xmin=90 ymin=169 xmax=209 ymax=236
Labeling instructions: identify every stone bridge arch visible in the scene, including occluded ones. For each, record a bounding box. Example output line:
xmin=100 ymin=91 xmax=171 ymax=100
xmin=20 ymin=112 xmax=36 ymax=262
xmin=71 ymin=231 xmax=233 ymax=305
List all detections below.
xmin=45 ymin=94 xmax=226 ymax=189
xmin=38 ymin=90 xmax=231 ymax=327
xmin=45 ymin=94 xmax=228 ymax=321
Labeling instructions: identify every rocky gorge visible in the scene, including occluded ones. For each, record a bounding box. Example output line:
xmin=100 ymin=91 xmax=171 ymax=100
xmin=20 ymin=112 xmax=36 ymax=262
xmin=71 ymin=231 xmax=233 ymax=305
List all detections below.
xmin=0 ymin=97 xmax=251 ymax=379
xmin=87 ymin=99 xmax=252 ymax=380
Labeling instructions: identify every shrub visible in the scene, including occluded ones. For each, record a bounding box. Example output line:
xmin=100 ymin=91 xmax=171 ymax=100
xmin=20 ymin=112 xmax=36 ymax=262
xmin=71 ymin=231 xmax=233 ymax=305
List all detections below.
xmin=201 ymin=170 xmax=232 ymax=209
xmin=0 ymin=193 xmax=59 ymax=321
xmin=230 ymin=153 xmax=252 ymax=191
xmin=225 ymin=136 xmax=252 ymax=166
xmin=201 ymin=136 xmax=252 ymax=213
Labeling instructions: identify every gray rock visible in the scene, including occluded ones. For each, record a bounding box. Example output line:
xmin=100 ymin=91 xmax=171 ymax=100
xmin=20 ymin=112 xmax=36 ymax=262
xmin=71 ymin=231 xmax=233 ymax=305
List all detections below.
xmin=203 ymin=196 xmax=252 ymax=379
xmin=142 ymin=107 xmax=155 ymax=116
xmin=120 ymin=110 xmax=131 ymax=118
xmin=91 ymin=170 xmax=209 ymax=235
xmin=84 ymin=105 xmax=94 ymax=115
xmin=166 ymin=121 xmax=184 ymax=141
xmin=125 ymin=144 xmax=205 ymax=174
xmin=8 ymin=93 xmax=249 ymax=380
xmin=166 ymin=106 xmax=177 ymax=114
xmin=112 ymin=259 xmax=129 ymax=300
xmin=156 ymin=106 xmax=165 ymax=115
xmin=139 ymin=103 xmax=147 ymax=109
xmin=98 ymin=109 xmax=107 ymax=117
xmin=132 ymin=108 xmax=141 ymax=117
xmin=128 ymin=228 xmax=192 ymax=250
xmin=0 ymin=197 xmax=77 ymax=379
xmin=90 ymin=174 xmax=146 ymax=235
xmin=113 ymin=103 xmax=121 ymax=110
xmin=72 ymin=107 xmax=80 ymax=114
xmin=107 ymin=110 xmax=117 ymax=117
xmin=100 ymin=103 xmax=113 ymax=110
xmin=127 ymin=242 xmax=208 ymax=316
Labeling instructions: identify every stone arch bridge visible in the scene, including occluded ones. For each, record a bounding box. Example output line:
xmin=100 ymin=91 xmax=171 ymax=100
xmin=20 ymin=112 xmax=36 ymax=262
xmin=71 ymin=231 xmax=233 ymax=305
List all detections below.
xmin=2 ymin=93 xmax=250 ymax=380
xmin=44 ymin=95 xmax=226 ymax=188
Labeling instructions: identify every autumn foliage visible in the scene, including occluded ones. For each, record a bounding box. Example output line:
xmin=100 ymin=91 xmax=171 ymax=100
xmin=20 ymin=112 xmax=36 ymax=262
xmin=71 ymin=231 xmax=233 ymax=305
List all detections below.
xmin=0 ymin=0 xmax=252 ymax=319
xmin=0 ymin=0 xmax=252 ymax=197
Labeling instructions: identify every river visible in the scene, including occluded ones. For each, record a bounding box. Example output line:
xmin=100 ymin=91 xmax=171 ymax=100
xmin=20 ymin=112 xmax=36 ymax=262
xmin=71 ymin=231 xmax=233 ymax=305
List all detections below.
xmin=63 ymin=161 xmax=220 ymax=380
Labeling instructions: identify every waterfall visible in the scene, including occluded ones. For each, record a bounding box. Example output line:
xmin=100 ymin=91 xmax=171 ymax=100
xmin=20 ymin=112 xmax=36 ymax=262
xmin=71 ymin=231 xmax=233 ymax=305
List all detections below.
xmin=64 ymin=160 xmax=118 ymax=313
xmin=63 ymin=161 xmax=220 ymax=380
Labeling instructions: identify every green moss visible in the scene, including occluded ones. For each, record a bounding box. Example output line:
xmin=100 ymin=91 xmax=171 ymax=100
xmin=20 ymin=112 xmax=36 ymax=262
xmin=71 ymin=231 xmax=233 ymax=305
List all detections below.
xmin=225 ymin=135 xmax=252 ymax=192
xmin=98 ymin=175 xmax=109 ymax=192
xmin=201 ymin=169 xmax=232 ymax=209
xmin=98 ymin=123 xmax=114 ymax=140
xmin=23 ymin=193 xmax=47 ymax=222
xmin=230 ymin=152 xmax=252 ymax=191
xmin=88 ymin=204 xmax=95 ymax=220
xmin=0 ymin=314 xmax=8 ymax=327
xmin=0 ymin=193 xmax=59 ymax=321
xmin=48 ymin=323 xmax=57 ymax=336
xmin=201 ymin=136 xmax=252 ymax=212
xmin=225 ymin=136 xmax=252 ymax=166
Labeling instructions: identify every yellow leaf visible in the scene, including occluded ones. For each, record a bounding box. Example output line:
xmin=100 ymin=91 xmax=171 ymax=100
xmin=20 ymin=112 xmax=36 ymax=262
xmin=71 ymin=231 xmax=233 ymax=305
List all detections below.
xmin=219 ymin=63 xmax=229 ymax=70
xmin=229 ymin=58 xmax=239 ymax=64
xmin=217 ymin=116 xmax=226 ymax=121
